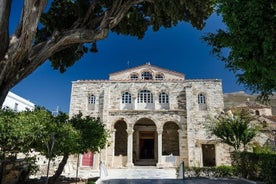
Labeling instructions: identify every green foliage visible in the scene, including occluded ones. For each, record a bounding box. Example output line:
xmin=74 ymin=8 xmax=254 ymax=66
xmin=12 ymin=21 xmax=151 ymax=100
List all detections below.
xmin=0 ymin=108 xmax=44 ymax=157
xmin=70 ymin=113 xmax=109 ymax=153
xmin=231 ymin=151 xmax=276 ymax=183
xmin=184 ymin=165 xmax=236 ymax=177
xmin=31 ymin=108 xmax=81 ymax=158
xmin=32 ymin=110 xmax=108 ymax=157
xmin=36 ymin=0 xmax=214 ymax=72
xmin=253 ymin=142 xmax=276 ymax=154
xmin=203 ymin=0 xmax=276 ymax=100
xmin=209 ymin=108 xmax=258 ymax=150
xmin=0 ymin=107 xmax=108 ymax=182
xmin=0 ymin=108 xmax=49 ymax=183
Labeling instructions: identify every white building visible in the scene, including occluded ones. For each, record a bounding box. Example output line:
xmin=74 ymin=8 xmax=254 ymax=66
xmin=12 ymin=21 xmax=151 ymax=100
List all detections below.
xmin=69 ymin=63 xmax=229 ymax=169
xmin=2 ymin=91 xmax=35 ymax=111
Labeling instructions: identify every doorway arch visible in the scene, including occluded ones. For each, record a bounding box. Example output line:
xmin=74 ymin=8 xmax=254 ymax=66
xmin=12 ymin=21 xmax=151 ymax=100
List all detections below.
xmin=162 ymin=122 xmax=179 ymax=155
xmin=114 ymin=120 xmax=127 ymax=156
xmin=133 ymin=118 xmax=157 ymax=165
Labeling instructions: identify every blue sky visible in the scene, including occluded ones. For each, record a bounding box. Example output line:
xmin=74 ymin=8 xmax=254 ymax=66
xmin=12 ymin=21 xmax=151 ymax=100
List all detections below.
xmin=10 ymin=3 xmax=247 ymax=113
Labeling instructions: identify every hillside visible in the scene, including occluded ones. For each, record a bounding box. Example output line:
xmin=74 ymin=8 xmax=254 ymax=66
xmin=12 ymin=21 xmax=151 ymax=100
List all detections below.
xmin=223 ymin=91 xmax=276 ymax=115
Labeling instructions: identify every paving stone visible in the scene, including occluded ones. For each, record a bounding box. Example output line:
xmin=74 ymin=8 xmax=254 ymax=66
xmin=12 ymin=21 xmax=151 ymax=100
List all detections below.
xmin=96 ymin=168 xmax=256 ymax=184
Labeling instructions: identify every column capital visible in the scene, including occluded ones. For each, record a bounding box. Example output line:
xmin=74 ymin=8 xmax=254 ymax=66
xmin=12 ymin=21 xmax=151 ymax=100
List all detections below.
xmin=127 ymin=128 xmax=134 ymax=135
xmin=157 ymin=128 xmax=163 ymax=135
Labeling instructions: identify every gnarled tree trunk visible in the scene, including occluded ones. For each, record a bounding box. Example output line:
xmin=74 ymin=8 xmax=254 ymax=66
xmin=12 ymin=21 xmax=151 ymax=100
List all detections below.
xmin=0 ymin=0 xmax=144 ymax=107
xmin=48 ymin=153 xmax=69 ymax=184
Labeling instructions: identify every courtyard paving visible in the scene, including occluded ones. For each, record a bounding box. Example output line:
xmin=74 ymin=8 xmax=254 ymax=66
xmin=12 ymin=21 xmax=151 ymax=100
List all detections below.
xmin=95 ymin=167 xmax=257 ymax=184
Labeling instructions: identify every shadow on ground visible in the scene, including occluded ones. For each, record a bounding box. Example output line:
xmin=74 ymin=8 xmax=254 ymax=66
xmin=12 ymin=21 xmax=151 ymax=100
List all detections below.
xmin=97 ymin=177 xmax=255 ymax=184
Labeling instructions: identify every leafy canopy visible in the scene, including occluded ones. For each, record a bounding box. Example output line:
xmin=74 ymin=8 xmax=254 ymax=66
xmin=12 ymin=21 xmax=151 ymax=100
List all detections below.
xmin=203 ymin=0 xmax=276 ymax=100
xmin=0 ymin=0 xmax=214 ymax=106
xmin=0 ymin=108 xmax=45 ymax=157
xmin=32 ymin=109 xmax=109 ymax=158
xmin=37 ymin=0 xmax=214 ymax=73
xmin=209 ymin=108 xmax=258 ymax=151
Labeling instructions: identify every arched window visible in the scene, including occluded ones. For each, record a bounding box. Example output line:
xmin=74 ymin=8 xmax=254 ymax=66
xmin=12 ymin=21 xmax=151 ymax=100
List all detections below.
xmin=122 ymin=92 xmax=132 ymax=104
xmin=88 ymin=95 xmax=96 ymax=104
xmin=155 ymin=74 xmax=164 ymax=80
xmin=130 ymin=74 xmax=138 ymax=80
xmin=159 ymin=92 xmax=169 ymax=103
xmin=141 ymin=71 xmax=153 ymax=80
xmin=114 ymin=121 xmax=127 ymax=156
xmin=198 ymin=93 xmax=207 ymax=110
xmin=198 ymin=94 xmax=206 ymax=104
xmin=138 ymin=90 xmax=153 ymax=103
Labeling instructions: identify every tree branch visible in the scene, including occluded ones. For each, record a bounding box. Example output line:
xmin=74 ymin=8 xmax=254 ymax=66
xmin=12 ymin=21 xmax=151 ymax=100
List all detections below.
xmin=0 ymin=1 xmax=47 ymax=87
xmin=0 ymin=0 xmax=11 ymax=61
xmin=9 ymin=28 xmax=109 ymax=88
xmin=80 ymin=0 xmax=99 ymax=27
xmin=1 ymin=0 xmax=154 ymax=92
xmin=108 ymin=0 xmax=153 ymax=29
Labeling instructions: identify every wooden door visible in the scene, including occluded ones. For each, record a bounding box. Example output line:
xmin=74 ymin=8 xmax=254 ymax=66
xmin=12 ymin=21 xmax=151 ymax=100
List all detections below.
xmin=82 ymin=151 xmax=93 ymax=166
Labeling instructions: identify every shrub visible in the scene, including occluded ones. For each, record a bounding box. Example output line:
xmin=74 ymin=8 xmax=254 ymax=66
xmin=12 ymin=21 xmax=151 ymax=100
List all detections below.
xmin=231 ymin=151 xmax=276 ymax=184
xmin=183 ymin=165 xmax=236 ymax=178
xmin=215 ymin=165 xmax=236 ymax=177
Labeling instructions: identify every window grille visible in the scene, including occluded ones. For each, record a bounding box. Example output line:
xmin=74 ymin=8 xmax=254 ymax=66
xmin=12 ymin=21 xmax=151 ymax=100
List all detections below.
xmin=138 ymin=90 xmax=153 ymax=103
xmin=159 ymin=92 xmax=169 ymax=103
xmin=155 ymin=74 xmax=164 ymax=80
xmin=130 ymin=74 xmax=138 ymax=80
xmin=198 ymin=94 xmax=206 ymax=104
xmin=141 ymin=71 xmax=153 ymax=80
xmin=88 ymin=95 xmax=96 ymax=104
xmin=122 ymin=92 xmax=132 ymax=104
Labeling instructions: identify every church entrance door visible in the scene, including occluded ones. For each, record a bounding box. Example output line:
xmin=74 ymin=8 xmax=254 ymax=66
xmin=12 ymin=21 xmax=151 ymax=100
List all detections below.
xmin=133 ymin=118 xmax=157 ymax=166
xmin=139 ymin=131 xmax=155 ymax=159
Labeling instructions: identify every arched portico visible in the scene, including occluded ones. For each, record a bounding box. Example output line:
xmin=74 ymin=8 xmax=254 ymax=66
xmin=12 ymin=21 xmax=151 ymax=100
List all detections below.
xmin=112 ymin=119 xmax=128 ymax=167
xmin=114 ymin=120 xmax=127 ymax=156
xmin=162 ymin=122 xmax=180 ymax=156
xmin=133 ymin=118 xmax=157 ymax=166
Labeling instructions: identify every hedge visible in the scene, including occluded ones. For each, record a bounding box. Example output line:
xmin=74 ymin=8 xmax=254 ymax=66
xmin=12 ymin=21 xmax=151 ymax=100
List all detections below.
xmin=231 ymin=151 xmax=276 ymax=184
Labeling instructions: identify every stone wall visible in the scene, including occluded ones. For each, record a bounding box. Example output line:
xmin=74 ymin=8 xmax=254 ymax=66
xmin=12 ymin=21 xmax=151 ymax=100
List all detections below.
xmin=69 ymin=78 xmax=226 ymax=168
xmin=2 ymin=159 xmax=30 ymax=184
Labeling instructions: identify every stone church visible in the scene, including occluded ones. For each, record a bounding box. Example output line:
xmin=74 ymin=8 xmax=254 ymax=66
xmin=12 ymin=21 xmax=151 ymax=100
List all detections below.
xmin=69 ymin=63 xmax=230 ymax=169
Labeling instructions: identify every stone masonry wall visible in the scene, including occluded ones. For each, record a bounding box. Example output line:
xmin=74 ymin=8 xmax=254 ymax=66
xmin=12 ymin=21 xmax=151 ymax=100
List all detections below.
xmin=69 ymin=79 xmax=225 ymax=168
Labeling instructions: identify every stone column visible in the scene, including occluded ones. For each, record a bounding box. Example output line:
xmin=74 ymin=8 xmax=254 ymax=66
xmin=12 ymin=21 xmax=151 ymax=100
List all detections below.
xmin=111 ymin=129 xmax=116 ymax=167
xmin=126 ymin=128 xmax=134 ymax=167
xmin=156 ymin=128 xmax=163 ymax=168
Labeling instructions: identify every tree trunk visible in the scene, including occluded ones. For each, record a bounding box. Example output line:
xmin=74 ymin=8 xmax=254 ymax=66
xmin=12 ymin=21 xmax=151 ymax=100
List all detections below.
xmin=0 ymin=84 xmax=9 ymax=109
xmin=0 ymin=153 xmax=6 ymax=184
xmin=48 ymin=153 xmax=69 ymax=184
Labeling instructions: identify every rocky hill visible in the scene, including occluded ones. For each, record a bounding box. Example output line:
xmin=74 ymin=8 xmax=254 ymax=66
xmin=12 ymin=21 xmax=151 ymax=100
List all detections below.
xmin=223 ymin=91 xmax=276 ymax=115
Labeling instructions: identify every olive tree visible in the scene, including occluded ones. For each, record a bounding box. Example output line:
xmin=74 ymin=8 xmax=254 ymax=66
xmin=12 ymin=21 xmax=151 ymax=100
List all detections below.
xmin=0 ymin=0 xmax=214 ymax=107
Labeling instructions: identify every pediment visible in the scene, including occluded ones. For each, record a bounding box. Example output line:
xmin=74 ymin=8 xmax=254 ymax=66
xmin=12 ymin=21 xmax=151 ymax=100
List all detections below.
xmin=109 ymin=63 xmax=185 ymax=81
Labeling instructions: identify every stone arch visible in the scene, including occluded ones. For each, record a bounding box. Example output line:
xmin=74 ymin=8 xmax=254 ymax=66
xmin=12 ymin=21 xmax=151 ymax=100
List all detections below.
xmin=114 ymin=120 xmax=127 ymax=156
xmin=133 ymin=118 xmax=157 ymax=164
xmin=112 ymin=118 xmax=131 ymax=129
xmin=162 ymin=121 xmax=179 ymax=155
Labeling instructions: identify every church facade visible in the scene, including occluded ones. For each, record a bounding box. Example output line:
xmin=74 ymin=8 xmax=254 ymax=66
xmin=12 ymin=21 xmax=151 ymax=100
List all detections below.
xmin=69 ymin=63 xmax=230 ymax=169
